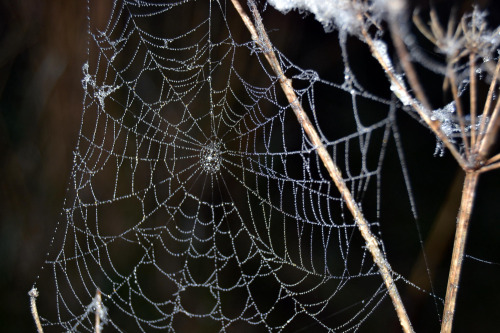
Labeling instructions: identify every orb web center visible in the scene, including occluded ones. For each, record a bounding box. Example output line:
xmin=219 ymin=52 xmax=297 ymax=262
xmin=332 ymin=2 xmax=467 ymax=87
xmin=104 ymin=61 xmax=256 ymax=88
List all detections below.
xmin=200 ymin=138 xmax=223 ymax=173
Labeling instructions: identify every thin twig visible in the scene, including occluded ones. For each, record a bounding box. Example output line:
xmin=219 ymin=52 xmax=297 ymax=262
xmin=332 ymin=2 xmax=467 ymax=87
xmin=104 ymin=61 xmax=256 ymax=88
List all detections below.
xmin=230 ymin=1 xmax=414 ymax=332
xmin=448 ymin=68 xmax=471 ymax=160
xmin=478 ymin=91 xmax=500 ymax=160
xmin=470 ymin=53 xmax=477 ymax=148
xmin=95 ymin=290 xmax=103 ymax=333
xmin=430 ymin=8 xmax=445 ymax=43
xmin=388 ymin=20 xmax=431 ymax=110
xmin=441 ymin=172 xmax=479 ymax=333
xmin=413 ymin=10 xmax=437 ymax=45
xmin=476 ymin=58 xmax=500 ymax=150
xmin=29 ymin=287 xmax=44 ymax=333
xmin=478 ymin=153 xmax=500 ymax=173
xmin=486 ymin=152 xmax=500 ymax=165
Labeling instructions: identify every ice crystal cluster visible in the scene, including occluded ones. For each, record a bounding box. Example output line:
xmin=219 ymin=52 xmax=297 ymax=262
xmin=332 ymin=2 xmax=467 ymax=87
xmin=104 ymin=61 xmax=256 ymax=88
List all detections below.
xmin=267 ymin=0 xmax=362 ymax=33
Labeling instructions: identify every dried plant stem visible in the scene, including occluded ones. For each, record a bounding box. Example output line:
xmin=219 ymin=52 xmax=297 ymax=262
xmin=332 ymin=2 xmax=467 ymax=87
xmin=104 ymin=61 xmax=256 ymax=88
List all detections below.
xmin=479 ymin=160 xmax=500 ymax=173
xmin=29 ymin=287 xmax=44 ymax=333
xmin=380 ymin=12 xmax=468 ymax=165
xmin=441 ymin=172 xmax=479 ymax=333
xmin=359 ymin=23 xmax=467 ymax=170
xmin=95 ymin=290 xmax=103 ymax=333
xmin=486 ymin=153 xmax=500 ymax=165
xmin=388 ymin=20 xmax=431 ymax=110
xmin=476 ymin=58 xmax=500 ymax=150
xmin=362 ymin=4 xmax=500 ymax=332
xmin=383 ymin=7 xmax=500 ymax=332
xmin=230 ymin=1 xmax=414 ymax=332
xmin=470 ymin=53 xmax=477 ymax=147
xmin=448 ymin=69 xmax=471 ymax=159
xmin=478 ymin=93 xmax=500 ymax=160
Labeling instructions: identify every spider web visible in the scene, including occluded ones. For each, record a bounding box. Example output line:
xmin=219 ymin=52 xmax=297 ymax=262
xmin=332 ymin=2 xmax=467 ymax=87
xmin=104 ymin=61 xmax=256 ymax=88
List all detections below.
xmin=32 ymin=0 xmax=417 ymax=331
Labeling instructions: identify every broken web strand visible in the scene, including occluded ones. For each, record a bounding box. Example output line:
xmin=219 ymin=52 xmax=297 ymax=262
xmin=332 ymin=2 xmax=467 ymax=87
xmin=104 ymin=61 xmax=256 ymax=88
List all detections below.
xmin=232 ymin=1 xmax=414 ymax=332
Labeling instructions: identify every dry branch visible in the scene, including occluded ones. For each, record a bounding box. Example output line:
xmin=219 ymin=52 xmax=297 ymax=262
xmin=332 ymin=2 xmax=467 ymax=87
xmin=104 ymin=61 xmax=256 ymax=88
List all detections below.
xmin=29 ymin=287 xmax=44 ymax=333
xmin=441 ymin=172 xmax=478 ymax=332
xmin=95 ymin=290 xmax=103 ymax=333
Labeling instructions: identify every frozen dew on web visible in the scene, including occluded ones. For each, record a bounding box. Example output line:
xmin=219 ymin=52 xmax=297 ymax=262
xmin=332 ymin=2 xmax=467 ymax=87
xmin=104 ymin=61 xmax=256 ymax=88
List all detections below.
xmin=200 ymin=137 xmax=223 ymax=174
xmin=431 ymin=101 xmax=489 ymax=156
xmin=31 ymin=0 xmax=417 ymax=332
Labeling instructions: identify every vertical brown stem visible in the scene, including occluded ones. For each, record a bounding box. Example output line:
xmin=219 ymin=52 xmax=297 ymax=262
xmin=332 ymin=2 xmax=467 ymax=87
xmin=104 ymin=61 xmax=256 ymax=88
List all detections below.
xmin=441 ymin=172 xmax=479 ymax=333
xmin=230 ymin=1 xmax=414 ymax=332
xmin=470 ymin=53 xmax=477 ymax=148
xmin=29 ymin=288 xmax=44 ymax=333
xmin=95 ymin=290 xmax=103 ymax=333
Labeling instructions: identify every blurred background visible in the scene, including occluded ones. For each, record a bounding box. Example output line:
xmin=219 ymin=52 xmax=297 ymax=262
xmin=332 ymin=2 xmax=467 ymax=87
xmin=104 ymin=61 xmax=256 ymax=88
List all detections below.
xmin=1 ymin=0 xmax=499 ymax=332
xmin=0 ymin=1 xmax=86 ymax=331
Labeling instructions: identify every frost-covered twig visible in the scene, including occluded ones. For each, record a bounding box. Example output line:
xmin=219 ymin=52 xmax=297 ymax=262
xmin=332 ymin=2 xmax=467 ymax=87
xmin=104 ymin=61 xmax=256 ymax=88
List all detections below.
xmin=95 ymin=290 xmax=104 ymax=333
xmin=29 ymin=287 xmax=44 ymax=333
xmin=231 ymin=1 xmax=414 ymax=332
xmin=360 ymin=28 xmax=467 ymax=168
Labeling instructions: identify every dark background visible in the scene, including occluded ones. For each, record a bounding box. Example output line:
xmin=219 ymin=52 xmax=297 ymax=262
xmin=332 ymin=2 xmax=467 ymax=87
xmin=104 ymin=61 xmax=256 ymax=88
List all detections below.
xmin=1 ymin=0 xmax=500 ymax=332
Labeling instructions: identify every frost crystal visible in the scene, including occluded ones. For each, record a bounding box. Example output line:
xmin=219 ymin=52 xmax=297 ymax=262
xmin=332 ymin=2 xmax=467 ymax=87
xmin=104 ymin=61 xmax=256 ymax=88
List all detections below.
xmin=372 ymin=40 xmax=392 ymax=71
xmin=267 ymin=0 xmax=362 ymax=33
xmin=371 ymin=0 xmax=405 ymax=17
xmin=431 ymin=102 xmax=488 ymax=156
xmin=373 ymin=39 xmax=413 ymax=106
xmin=293 ymin=69 xmax=319 ymax=82
xmin=81 ymin=62 xmax=95 ymax=90
xmin=95 ymin=84 xmax=121 ymax=109
xmin=432 ymin=102 xmax=458 ymax=139
xmin=432 ymin=102 xmax=457 ymax=156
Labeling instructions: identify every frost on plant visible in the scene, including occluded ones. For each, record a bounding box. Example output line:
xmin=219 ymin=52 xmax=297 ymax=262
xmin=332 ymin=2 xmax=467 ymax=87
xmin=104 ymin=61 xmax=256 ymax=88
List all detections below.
xmin=371 ymin=39 xmax=414 ymax=106
xmin=267 ymin=0 xmax=362 ymax=33
xmin=414 ymin=5 xmax=500 ymax=69
xmin=462 ymin=6 xmax=500 ymax=60
xmin=431 ymin=102 xmax=487 ymax=156
xmin=81 ymin=62 xmax=121 ymax=110
xmin=267 ymin=0 xmax=405 ymax=33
